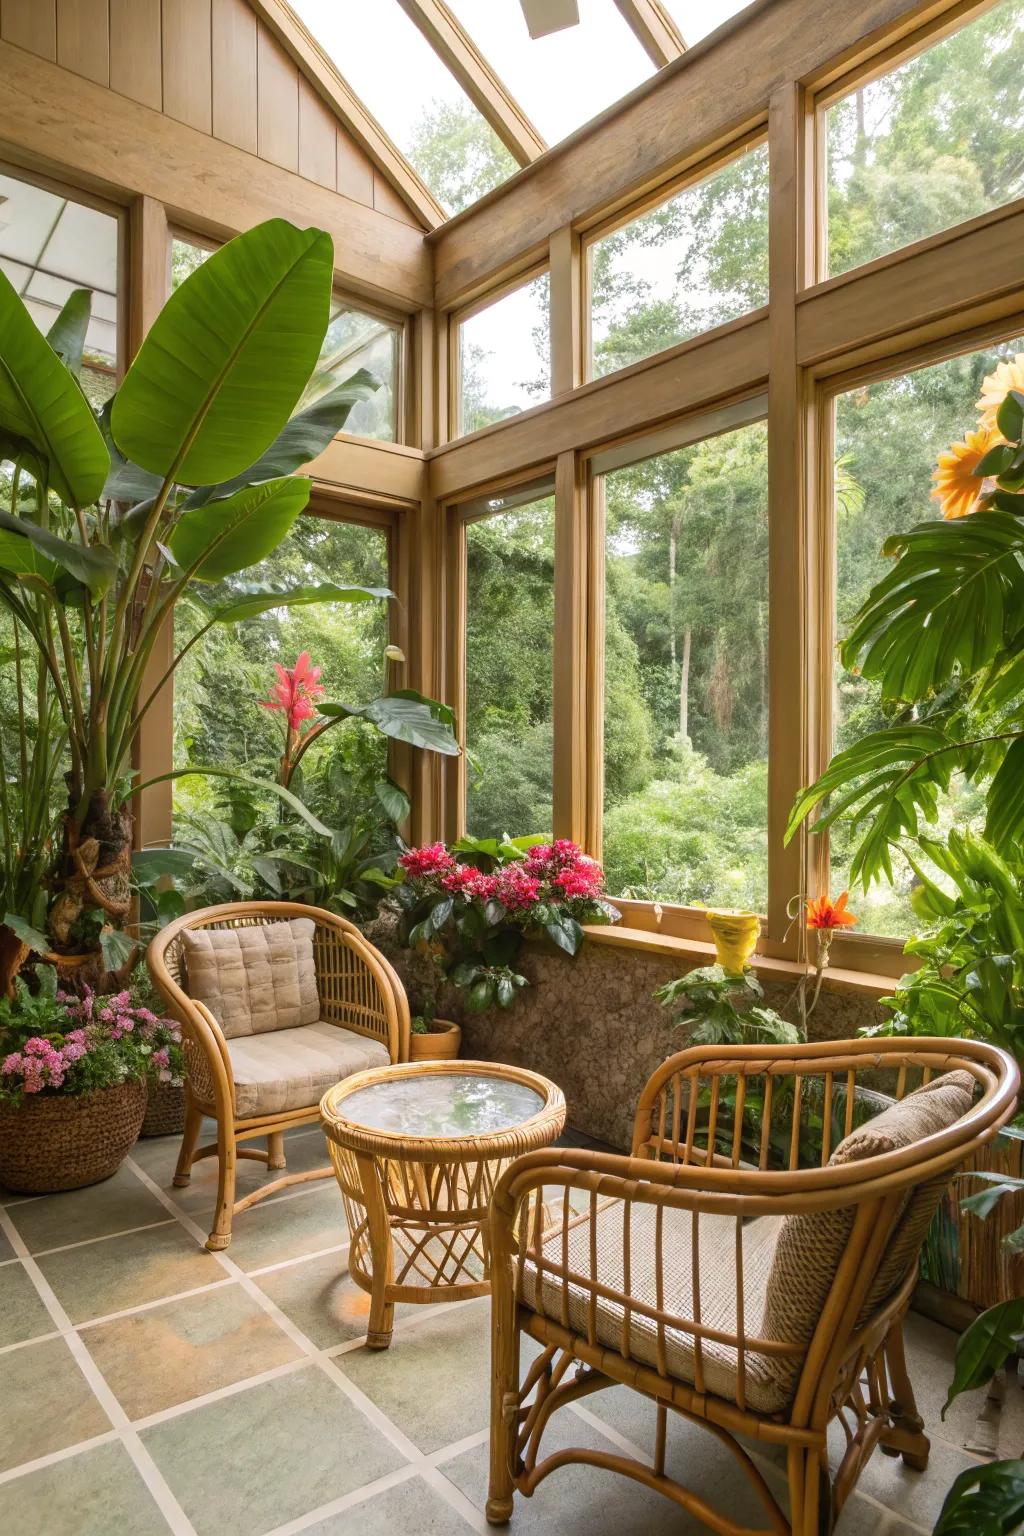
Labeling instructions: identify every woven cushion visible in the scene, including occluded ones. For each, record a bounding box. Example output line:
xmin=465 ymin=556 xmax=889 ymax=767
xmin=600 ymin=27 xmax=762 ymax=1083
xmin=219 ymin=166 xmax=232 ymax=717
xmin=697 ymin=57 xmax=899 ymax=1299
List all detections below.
xmin=228 ymin=1022 xmax=389 ymax=1118
xmin=182 ymin=920 xmax=319 ymax=1039
xmin=521 ymin=1204 xmax=788 ymax=1414
xmin=759 ymin=1069 xmax=975 ymax=1402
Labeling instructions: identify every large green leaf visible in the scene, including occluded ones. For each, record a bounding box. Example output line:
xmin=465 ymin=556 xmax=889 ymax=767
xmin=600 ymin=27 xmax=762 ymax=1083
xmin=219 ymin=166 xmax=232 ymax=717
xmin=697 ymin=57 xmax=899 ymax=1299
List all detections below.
xmin=943 ymin=1298 xmax=1024 ymax=1416
xmin=319 ymin=690 xmax=461 ymax=756
xmin=45 ymin=289 xmax=91 ymax=375
xmin=184 ymin=370 xmax=380 ymax=507
xmin=0 ymin=528 xmax=58 ymax=585
xmin=211 ymin=580 xmax=391 ymax=623
xmin=933 ymin=1460 xmax=1024 ymax=1535
xmin=842 ymin=512 xmax=1024 ymax=700
xmin=0 ymin=267 xmax=109 ymax=506
xmin=0 ymin=509 xmax=117 ymax=595
xmin=169 ymin=476 xmax=311 ymax=581
xmin=985 ymin=737 xmax=1024 ymax=851
xmin=111 ymin=219 xmax=333 ymax=486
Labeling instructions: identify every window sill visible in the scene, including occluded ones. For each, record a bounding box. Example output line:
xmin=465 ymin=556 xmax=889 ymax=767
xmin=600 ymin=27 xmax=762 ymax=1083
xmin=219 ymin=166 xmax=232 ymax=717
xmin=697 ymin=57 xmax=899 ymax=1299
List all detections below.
xmin=582 ymin=925 xmax=895 ymax=1000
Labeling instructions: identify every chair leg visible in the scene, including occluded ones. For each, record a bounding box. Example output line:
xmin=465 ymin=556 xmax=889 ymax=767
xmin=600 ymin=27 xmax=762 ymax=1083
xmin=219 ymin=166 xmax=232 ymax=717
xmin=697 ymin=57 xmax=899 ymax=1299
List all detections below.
xmin=486 ymin=1287 xmax=520 ymax=1525
xmin=206 ymin=1121 xmax=237 ymax=1252
xmin=172 ymin=1098 xmax=203 ymax=1187
xmin=267 ymin=1130 xmax=286 ymax=1171
xmin=787 ymin=1447 xmax=831 ymax=1536
xmin=881 ymin=1321 xmax=930 ymax=1471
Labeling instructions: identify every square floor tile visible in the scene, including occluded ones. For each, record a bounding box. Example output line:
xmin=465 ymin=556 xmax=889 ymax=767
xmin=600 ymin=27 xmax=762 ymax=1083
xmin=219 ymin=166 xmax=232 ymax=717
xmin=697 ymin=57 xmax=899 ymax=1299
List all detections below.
xmin=254 ymin=1250 xmax=373 ymax=1350
xmin=340 ymin=1300 xmax=492 ymax=1454
xmin=222 ymin=1181 xmax=347 ymax=1274
xmin=83 ymin=1282 xmax=302 ymax=1419
xmin=6 ymin=1167 xmax=171 ymax=1255
xmin=905 ymin=1311 xmax=1024 ymax=1460
xmin=1 ymin=1334 xmax=111 ymax=1471
xmin=141 ymin=1362 xmax=405 ymax=1536
xmin=0 ymin=1227 xmax=15 ymax=1260
xmin=37 ymin=1223 xmax=220 ymax=1325
xmin=0 ymin=1262 xmax=56 ymax=1348
xmin=0 ymin=1441 xmax=169 ymax=1536
xmin=131 ymin=1127 xmax=333 ymax=1220
xmin=302 ymin=1473 xmax=477 ymax=1534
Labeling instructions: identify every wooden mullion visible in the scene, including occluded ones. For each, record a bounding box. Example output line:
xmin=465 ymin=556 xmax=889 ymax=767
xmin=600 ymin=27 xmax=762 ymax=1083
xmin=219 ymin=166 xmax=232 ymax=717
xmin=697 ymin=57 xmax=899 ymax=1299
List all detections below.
xmin=549 ymin=225 xmax=582 ymax=397
xmin=552 ymin=451 xmax=588 ymax=844
xmin=611 ymin=0 xmax=686 ymax=66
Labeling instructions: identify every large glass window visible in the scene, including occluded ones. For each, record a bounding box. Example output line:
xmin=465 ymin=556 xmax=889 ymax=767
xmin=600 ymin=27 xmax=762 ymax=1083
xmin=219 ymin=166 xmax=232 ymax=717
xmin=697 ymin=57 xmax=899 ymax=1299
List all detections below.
xmin=457 ymin=274 xmax=550 ymax=434
xmin=0 ymin=169 xmax=119 ymax=406
xmin=830 ymin=338 xmax=1022 ymax=935
xmin=589 ymin=142 xmax=768 ymax=378
xmin=824 ymin=0 xmax=1024 ymax=278
xmin=464 ymin=491 xmax=555 ymax=838
xmin=171 ymin=236 xmax=401 ymax=441
xmin=599 ymin=419 xmax=769 ymax=909
xmin=173 ymin=517 xmax=391 ymax=827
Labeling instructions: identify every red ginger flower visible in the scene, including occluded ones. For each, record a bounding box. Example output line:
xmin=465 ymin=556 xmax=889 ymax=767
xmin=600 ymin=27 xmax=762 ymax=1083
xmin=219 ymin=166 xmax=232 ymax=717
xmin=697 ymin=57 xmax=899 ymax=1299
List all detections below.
xmin=805 ymin=892 xmax=857 ymax=931
xmin=259 ymin=652 xmax=325 ymax=732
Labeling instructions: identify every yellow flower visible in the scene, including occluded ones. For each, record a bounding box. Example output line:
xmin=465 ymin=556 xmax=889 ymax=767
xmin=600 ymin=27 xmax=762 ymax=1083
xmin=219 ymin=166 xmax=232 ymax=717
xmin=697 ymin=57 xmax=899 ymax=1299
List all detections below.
xmin=930 ymin=425 xmax=999 ymax=520
xmin=976 ymin=353 xmax=1024 ymax=429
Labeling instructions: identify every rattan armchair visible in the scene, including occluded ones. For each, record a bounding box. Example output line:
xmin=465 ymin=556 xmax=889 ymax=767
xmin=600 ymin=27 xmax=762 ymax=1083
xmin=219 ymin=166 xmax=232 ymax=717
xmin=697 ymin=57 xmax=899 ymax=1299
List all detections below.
xmin=148 ymin=901 xmax=409 ymax=1251
xmin=486 ymin=1036 xmax=1019 ymax=1536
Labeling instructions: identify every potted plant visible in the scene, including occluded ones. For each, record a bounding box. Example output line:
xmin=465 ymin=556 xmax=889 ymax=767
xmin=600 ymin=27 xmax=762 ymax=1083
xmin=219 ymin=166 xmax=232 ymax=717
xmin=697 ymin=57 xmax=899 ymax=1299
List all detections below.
xmin=0 ymin=969 xmax=180 ymax=1191
xmin=408 ymin=987 xmax=462 ymax=1063
xmin=392 ymin=836 xmax=619 ymax=1017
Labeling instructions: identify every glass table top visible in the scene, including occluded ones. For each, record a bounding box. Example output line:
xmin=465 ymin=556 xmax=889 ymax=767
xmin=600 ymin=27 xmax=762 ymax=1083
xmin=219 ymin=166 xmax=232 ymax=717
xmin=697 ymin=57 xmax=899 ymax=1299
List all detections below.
xmin=338 ymin=1071 xmax=546 ymax=1139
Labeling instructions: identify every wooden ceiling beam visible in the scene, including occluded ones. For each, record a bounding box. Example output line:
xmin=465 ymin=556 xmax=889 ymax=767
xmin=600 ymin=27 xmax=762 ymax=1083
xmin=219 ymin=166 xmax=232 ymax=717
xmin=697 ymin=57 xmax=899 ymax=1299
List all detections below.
xmin=246 ymin=0 xmax=445 ymax=229
xmin=396 ymin=0 xmax=547 ymax=164
xmin=612 ymin=0 xmax=686 ymax=66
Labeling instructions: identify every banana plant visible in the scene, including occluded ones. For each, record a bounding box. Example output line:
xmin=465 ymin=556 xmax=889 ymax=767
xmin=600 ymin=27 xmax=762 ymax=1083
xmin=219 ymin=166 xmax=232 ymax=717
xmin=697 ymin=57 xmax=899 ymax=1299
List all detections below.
xmin=0 ymin=218 xmax=398 ymax=992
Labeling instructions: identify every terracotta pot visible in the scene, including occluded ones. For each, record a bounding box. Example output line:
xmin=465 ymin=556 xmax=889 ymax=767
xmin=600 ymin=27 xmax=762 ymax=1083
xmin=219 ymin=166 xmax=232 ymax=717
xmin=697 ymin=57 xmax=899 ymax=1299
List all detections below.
xmin=705 ymin=909 xmax=761 ymax=973
xmin=140 ymin=1079 xmax=186 ymax=1138
xmin=408 ymin=1019 xmax=462 ymax=1062
xmin=0 ymin=1077 xmax=148 ymax=1194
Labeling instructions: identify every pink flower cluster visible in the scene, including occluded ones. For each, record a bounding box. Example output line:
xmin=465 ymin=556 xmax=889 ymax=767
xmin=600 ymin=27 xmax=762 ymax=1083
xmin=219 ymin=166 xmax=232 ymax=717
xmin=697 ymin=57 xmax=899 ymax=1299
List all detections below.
xmin=1 ymin=1028 xmax=89 ymax=1093
xmin=400 ymin=838 xmax=606 ymax=915
xmin=259 ymin=652 xmax=325 ymax=732
xmin=399 ymin=842 xmax=455 ymax=879
xmin=0 ymin=986 xmax=182 ymax=1096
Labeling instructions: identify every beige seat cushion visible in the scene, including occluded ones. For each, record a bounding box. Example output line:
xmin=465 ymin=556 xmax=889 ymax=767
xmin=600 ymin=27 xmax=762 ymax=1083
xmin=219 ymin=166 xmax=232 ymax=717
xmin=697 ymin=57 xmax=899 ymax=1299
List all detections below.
xmin=183 ymin=919 xmax=319 ymax=1039
xmin=228 ymin=1021 xmax=390 ymax=1119
xmin=521 ymin=1204 xmax=788 ymax=1414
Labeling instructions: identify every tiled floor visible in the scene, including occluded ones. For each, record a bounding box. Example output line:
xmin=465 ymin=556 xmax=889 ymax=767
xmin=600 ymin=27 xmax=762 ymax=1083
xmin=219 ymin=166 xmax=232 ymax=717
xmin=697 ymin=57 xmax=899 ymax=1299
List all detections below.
xmin=0 ymin=1124 xmax=1017 ymax=1536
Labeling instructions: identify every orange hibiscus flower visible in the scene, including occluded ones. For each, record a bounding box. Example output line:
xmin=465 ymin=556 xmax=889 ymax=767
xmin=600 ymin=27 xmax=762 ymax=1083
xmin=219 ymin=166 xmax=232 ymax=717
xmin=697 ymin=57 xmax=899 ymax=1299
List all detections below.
xmin=930 ymin=426 xmax=999 ymax=521
xmin=805 ymin=892 xmax=857 ymax=931
xmin=975 ymin=353 xmax=1024 ymax=429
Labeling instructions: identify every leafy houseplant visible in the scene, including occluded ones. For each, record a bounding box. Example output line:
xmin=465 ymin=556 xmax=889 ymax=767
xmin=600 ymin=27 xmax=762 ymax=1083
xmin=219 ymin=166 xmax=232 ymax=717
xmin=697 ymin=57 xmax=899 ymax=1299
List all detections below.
xmin=0 ymin=969 xmax=180 ymax=1190
xmin=0 ymin=216 xmax=416 ymax=993
xmin=392 ymin=836 xmax=620 ymax=1015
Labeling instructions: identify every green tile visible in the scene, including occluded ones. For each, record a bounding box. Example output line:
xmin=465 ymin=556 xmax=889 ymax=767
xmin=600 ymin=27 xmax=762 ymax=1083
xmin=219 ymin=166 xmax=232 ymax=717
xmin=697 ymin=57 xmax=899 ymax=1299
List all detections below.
xmin=340 ymin=1299 xmax=492 ymax=1454
xmin=302 ymin=1474 xmax=476 ymax=1534
xmin=253 ymin=1249 xmax=414 ymax=1351
xmin=0 ymin=1227 xmax=15 ymax=1260
xmin=0 ymin=1441 xmax=169 ymax=1536
xmin=8 ymin=1166 xmax=171 ymax=1254
xmin=84 ymin=1282 xmax=302 ymax=1419
xmin=223 ymin=1181 xmax=346 ymax=1274
xmin=0 ymin=1262 xmax=55 ymax=1348
xmin=141 ymin=1362 xmax=405 ymax=1536
xmin=37 ymin=1223 xmax=220 ymax=1325
xmin=0 ymin=1335 xmax=111 ymax=1472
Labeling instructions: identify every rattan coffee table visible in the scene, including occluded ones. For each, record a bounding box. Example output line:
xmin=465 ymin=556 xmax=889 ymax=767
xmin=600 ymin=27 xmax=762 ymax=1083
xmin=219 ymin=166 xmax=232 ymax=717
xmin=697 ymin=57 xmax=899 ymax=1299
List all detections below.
xmin=320 ymin=1059 xmax=566 ymax=1348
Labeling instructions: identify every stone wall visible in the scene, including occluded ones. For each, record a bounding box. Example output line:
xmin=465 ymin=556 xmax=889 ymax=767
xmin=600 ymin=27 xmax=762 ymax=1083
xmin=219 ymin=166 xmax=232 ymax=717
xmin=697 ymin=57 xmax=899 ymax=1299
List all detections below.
xmin=365 ymin=914 xmax=888 ymax=1151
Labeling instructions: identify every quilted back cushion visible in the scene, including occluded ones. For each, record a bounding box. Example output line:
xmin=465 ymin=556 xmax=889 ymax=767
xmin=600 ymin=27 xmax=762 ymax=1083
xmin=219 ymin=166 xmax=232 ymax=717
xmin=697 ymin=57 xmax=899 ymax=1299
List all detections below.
xmin=758 ymin=1069 xmax=974 ymax=1400
xmin=182 ymin=919 xmax=320 ymax=1039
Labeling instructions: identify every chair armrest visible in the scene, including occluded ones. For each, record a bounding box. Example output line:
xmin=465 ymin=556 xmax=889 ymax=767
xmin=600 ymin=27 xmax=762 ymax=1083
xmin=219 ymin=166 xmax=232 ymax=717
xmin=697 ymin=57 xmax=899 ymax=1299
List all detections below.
xmin=167 ymin=993 xmax=235 ymax=1119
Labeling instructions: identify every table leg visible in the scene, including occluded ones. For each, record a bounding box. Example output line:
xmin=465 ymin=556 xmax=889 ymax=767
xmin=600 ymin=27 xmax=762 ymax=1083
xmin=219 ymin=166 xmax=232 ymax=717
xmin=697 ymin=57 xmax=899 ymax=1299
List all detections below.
xmin=357 ymin=1152 xmax=395 ymax=1349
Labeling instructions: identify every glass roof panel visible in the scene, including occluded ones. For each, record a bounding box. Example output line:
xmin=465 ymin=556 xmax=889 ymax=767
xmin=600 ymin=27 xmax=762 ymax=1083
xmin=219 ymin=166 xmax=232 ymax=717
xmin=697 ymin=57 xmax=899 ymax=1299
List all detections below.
xmin=663 ymin=1 xmax=756 ymax=46
xmin=447 ymin=0 xmax=653 ymax=145
xmin=289 ymin=0 xmax=518 ymax=215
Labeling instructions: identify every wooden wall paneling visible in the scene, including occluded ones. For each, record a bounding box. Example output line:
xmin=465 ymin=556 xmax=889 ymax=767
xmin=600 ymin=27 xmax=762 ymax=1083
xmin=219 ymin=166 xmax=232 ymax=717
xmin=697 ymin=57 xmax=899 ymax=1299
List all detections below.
xmin=162 ymin=0 xmax=212 ymax=134
xmin=335 ymin=129 xmax=375 ymax=206
xmin=1 ymin=0 xmax=57 ymax=58
xmin=256 ymin=21 xmax=299 ymax=173
xmin=298 ymin=77 xmax=336 ymax=189
xmin=374 ymin=172 xmax=422 ymax=227
xmin=552 ymin=451 xmax=588 ymax=844
xmin=0 ymin=41 xmax=432 ymax=306
xmin=211 ymin=0 xmax=258 ymax=153
xmin=549 ymin=224 xmax=582 ymax=396
xmin=56 ymin=0 xmax=108 ymax=86
xmin=430 ymin=0 xmax=964 ymax=306
xmin=765 ymin=82 xmax=817 ymax=959
xmin=109 ymin=0 xmax=162 ymax=109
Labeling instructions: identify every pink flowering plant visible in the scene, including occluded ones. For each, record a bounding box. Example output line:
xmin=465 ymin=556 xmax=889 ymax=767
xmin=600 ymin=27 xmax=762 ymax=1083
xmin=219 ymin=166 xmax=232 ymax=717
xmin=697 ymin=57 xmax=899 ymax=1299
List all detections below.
xmin=393 ymin=835 xmax=619 ymax=1014
xmin=0 ymin=968 xmax=184 ymax=1108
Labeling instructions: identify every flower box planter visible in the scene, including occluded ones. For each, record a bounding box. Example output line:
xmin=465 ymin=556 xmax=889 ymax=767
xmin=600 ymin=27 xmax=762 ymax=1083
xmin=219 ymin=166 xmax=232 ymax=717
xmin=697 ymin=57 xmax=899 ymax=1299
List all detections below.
xmin=408 ymin=1020 xmax=461 ymax=1062
xmin=140 ymin=1079 xmax=186 ymax=1138
xmin=0 ymin=1076 xmax=148 ymax=1193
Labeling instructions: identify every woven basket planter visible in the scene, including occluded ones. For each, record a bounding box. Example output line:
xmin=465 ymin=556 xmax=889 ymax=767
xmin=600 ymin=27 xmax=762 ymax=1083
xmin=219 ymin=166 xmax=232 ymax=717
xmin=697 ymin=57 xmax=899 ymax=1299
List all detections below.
xmin=0 ymin=1077 xmax=148 ymax=1194
xmin=140 ymin=1079 xmax=186 ymax=1138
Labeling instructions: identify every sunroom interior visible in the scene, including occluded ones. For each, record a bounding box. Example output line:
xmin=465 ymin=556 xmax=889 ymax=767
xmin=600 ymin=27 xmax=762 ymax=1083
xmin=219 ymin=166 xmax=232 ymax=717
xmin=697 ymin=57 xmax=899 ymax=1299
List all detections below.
xmin=1 ymin=2 xmax=1023 ymax=1534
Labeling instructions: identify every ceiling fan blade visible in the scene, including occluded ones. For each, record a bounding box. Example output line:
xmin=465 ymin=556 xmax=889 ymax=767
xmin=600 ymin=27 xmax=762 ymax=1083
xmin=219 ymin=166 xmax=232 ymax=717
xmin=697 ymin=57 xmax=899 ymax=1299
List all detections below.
xmin=519 ymin=0 xmax=580 ymax=39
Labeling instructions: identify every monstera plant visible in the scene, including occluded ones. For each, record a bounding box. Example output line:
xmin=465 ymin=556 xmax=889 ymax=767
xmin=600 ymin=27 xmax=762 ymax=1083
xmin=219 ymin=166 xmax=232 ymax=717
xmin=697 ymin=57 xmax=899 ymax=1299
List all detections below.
xmin=0 ymin=217 xmax=449 ymax=992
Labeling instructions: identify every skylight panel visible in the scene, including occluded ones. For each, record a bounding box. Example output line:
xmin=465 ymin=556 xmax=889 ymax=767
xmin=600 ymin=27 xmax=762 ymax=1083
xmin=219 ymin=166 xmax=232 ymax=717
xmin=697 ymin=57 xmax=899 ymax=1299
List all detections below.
xmin=663 ymin=1 xmax=756 ymax=46
xmin=289 ymin=0 xmax=517 ymax=215
xmin=447 ymin=0 xmax=653 ymax=144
